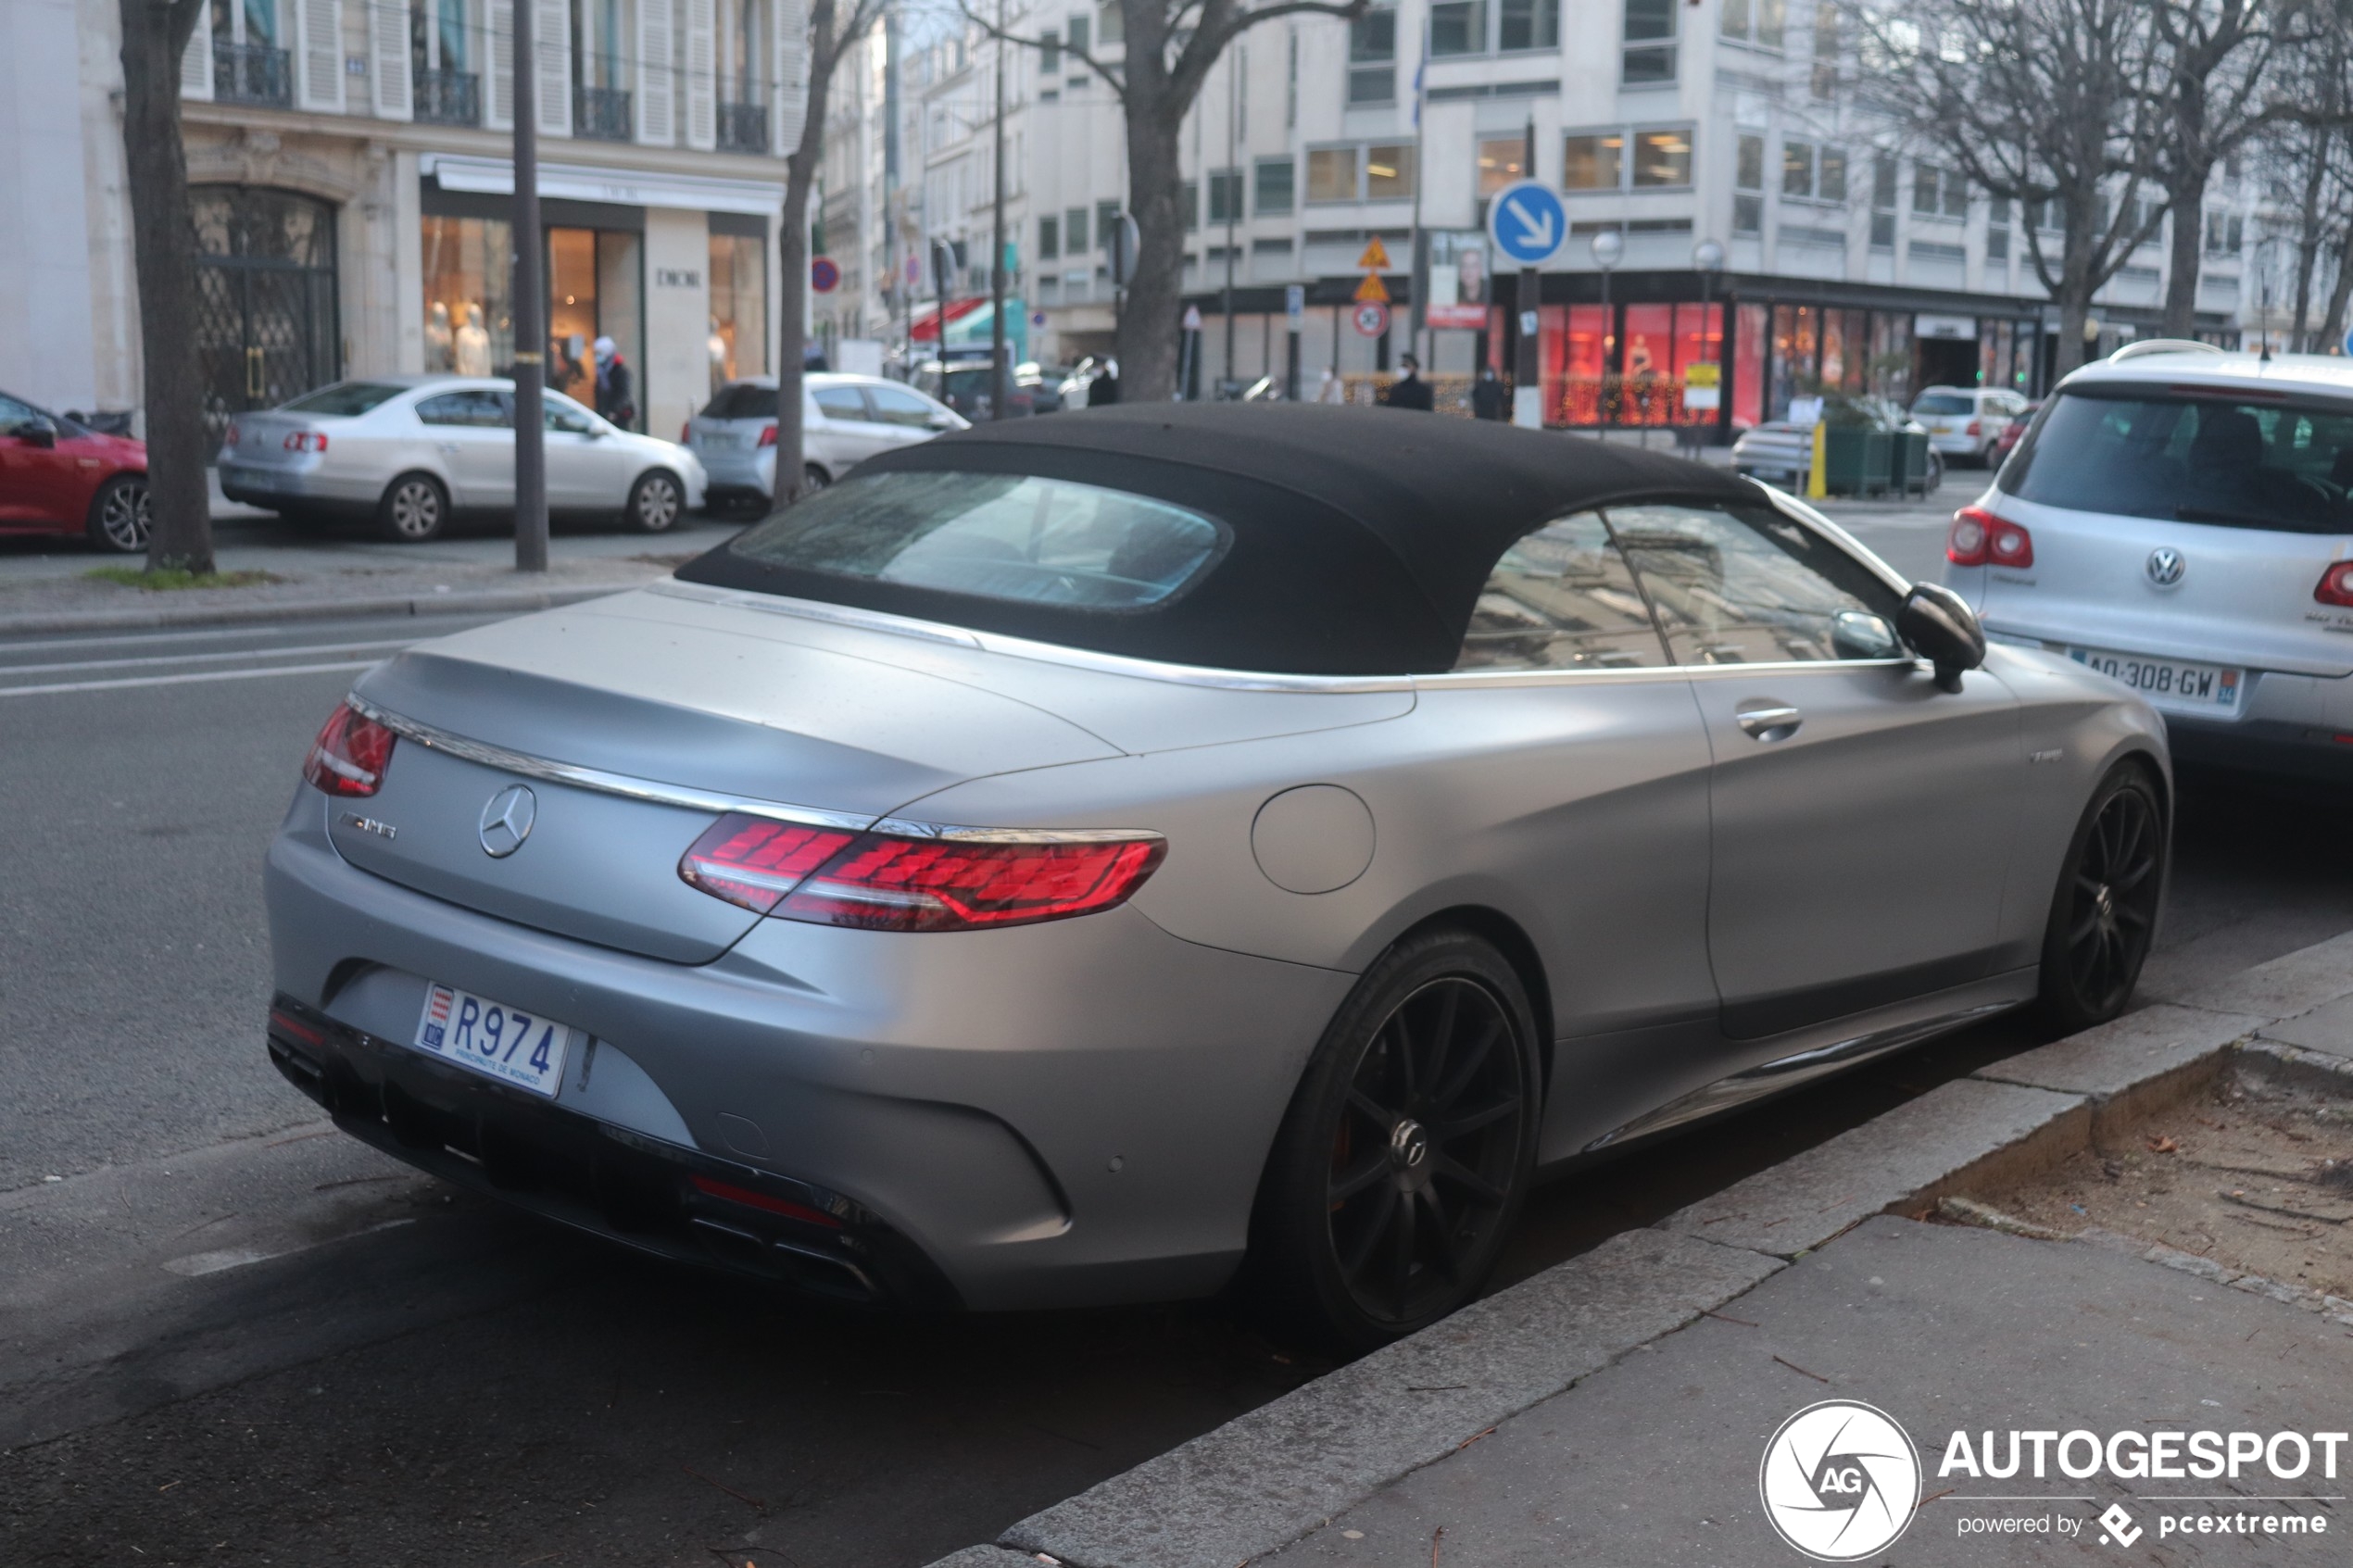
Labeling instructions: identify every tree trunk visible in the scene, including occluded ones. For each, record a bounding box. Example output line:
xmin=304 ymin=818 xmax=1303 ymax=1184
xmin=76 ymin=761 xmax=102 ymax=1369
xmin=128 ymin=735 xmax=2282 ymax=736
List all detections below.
xmin=2158 ymin=168 xmax=2205 ymax=339
xmin=120 ymin=0 xmax=212 ymax=574
xmin=772 ymin=0 xmax=836 ymax=515
xmin=2322 ymin=220 xmax=2353 ymax=357
xmin=2290 ymin=126 xmax=2330 ymax=353
xmin=1114 ymin=100 xmax=1184 ymax=402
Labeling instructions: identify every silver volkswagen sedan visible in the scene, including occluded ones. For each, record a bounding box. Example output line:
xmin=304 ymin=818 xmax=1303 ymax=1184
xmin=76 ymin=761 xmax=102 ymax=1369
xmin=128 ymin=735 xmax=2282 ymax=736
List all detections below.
xmin=220 ymin=375 xmax=706 ymax=542
xmin=264 ymin=405 xmax=2168 ymax=1348
xmin=685 ymin=372 xmax=965 ymax=512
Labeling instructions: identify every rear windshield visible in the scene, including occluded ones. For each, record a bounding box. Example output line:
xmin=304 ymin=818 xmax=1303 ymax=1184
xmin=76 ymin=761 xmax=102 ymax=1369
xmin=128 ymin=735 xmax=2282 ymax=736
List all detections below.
xmin=284 ymin=383 xmax=403 ymax=416
xmin=2007 ymin=387 xmax=2353 ymax=533
xmin=724 ymin=470 xmax=1228 ymax=611
xmin=703 ymin=383 xmax=777 ymax=420
xmin=1912 ymin=393 xmax=1972 ymax=415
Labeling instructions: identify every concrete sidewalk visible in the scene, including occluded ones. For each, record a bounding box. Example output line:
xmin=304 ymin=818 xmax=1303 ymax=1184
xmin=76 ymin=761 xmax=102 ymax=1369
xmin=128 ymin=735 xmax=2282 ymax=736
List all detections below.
xmin=934 ymin=935 xmax=2353 ymax=1568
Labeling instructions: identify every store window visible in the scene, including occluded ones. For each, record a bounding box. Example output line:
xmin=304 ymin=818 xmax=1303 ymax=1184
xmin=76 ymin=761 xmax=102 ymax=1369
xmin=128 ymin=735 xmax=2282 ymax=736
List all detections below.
xmin=546 ymin=227 xmax=642 ymax=425
xmin=421 ymin=213 xmax=515 ymax=376
xmin=710 ymin=226 xmax=767 ymax=392
xmin=1734 ymin=301 xmax=1768 ymax=428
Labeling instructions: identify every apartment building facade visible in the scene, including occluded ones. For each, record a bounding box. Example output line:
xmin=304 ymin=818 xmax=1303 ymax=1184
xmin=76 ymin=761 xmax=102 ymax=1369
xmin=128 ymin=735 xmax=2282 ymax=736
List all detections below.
xmin=4 ymin=0 xmax=802 ymax=447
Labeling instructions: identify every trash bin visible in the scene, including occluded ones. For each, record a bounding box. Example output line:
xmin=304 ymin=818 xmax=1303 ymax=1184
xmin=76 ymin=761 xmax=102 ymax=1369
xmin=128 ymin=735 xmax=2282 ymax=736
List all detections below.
xmin=1889 ymin=430 xmax=1931 ymax=496
xmin=1822 ymin=427 xmax=1892 ymax=495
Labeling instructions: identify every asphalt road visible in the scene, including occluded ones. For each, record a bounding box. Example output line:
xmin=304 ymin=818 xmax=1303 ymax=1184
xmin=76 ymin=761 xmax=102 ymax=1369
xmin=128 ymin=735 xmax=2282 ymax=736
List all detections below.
xmin=2 ymin=603 xmax=2348 ymax=1568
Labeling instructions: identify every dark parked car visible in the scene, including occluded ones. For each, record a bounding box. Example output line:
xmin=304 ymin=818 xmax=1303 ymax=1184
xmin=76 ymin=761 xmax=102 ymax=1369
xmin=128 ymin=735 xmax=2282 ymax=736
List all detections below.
xmin=0 ymin=390 xmax=150 ymax=552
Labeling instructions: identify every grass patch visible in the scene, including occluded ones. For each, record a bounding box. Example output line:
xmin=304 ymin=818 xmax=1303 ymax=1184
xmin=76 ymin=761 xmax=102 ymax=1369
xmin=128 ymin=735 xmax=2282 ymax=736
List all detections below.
xmin=84 ymin=566 xmax=283 ymax=591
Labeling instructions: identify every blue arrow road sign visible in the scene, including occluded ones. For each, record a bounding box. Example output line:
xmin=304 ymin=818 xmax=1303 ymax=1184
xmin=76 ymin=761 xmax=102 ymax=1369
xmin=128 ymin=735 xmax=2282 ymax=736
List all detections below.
xmin=1488 ymin=180 xmax=1565 ymax=267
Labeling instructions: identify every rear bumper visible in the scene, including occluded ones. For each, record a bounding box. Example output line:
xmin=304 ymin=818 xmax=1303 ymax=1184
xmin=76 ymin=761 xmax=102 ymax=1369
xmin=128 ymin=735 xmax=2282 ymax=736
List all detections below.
xmin=219 ymin=461 xmax=378 ymax=510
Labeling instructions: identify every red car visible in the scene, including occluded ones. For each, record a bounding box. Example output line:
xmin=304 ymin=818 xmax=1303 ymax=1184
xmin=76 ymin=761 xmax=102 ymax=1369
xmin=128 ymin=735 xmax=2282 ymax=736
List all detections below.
xmin=0 ymin=390 xmax=150 ymax=553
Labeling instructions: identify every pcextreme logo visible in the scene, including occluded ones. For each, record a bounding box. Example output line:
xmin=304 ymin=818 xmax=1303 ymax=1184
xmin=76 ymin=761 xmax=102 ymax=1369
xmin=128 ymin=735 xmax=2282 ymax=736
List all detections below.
xmin=1759 ymin=1399 xmax=1923 ymax=1562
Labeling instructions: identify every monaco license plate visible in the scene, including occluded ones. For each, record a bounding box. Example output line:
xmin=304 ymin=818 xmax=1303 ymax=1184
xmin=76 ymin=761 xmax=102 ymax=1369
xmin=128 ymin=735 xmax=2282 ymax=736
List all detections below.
xmin=2068 ymin=646 xmax=2244 ymax=713
xmin=410 ymin=982 xmax=574 ymax=1097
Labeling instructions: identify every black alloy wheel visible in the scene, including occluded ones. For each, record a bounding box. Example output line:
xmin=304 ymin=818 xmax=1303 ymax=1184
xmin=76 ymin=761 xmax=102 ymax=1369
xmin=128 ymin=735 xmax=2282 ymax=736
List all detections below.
xmin=85 ymin=474 xmax=151 ymax=553
xmin=627 ymin=470 xmax=684 ymax=533
xmin=377 ymin=473 xmax=447 ymax=543
xmin=2038 ymin=764 xmax=2166 ymax=1031
xmin=1250 ymin=930 xmax=1539 ymax=1352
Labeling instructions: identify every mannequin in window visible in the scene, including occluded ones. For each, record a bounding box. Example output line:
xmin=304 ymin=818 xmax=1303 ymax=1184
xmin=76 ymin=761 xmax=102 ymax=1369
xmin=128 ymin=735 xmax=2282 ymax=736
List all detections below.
xmin=453 ymin=303 xmax=492 ymax=376
xmin=425 ymin=301 xmax=454 ymax=371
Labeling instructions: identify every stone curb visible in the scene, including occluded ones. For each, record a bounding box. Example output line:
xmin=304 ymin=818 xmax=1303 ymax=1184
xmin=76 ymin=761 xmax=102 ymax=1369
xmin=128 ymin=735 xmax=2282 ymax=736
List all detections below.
xmin=0 ymin=582 xmax=635 ymax=637
xmin=930 ymin=933 xmax=2353 ymax=1568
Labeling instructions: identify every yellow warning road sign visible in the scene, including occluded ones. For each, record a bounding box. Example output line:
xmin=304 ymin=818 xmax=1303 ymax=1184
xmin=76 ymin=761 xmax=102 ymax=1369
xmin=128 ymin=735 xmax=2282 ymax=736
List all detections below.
xmin=1353 ymin=272 xmax=1391 ymax=304
xmin=1356 ymin=237 xmax=1392 ymax=270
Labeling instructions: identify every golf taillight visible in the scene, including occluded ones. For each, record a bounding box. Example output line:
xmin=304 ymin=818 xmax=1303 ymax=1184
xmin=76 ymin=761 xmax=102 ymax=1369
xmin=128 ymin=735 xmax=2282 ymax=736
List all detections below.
xmin=2316 ymin=562 xmax=2353 ymax=607
xmin=676 ymin=812 xmax=1166 ymax=931
xmin=757 ymin=422 xmax=778 ymax=447
xmin=677 ymin=815 xmax=858 ymax=914
xmin=283 ymin=431 xmax=328 ymax=453
xmin=1947 ymin=507 xmax=2032 ymax=568
xmin=303 ymin=702 xmax=395 ymax=797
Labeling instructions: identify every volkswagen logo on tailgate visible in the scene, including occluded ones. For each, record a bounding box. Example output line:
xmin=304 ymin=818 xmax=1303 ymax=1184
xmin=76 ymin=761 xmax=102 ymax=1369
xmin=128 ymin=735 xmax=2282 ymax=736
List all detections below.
xmin=478 ymin=784 xmax=537 ymax=858
xmin=2145 ymin=546 xmax=2186 ymax=587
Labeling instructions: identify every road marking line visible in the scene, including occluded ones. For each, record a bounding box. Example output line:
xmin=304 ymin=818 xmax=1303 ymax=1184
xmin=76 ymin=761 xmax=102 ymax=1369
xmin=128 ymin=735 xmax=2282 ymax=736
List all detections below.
xmin=0 ymin=614 xmax=490 ymax=654
xmin=1 ymin=637 xmax=419 ymax=676
xmin=0 ymin=659 xmax=382 ymax=697
xmin=161 ymin=1217 xmax=414 ymax=1277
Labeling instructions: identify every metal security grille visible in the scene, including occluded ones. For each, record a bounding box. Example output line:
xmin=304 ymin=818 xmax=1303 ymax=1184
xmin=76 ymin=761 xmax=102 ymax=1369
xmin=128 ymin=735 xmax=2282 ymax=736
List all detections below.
xmin=190 ymin=186 xmax=341 ymax=453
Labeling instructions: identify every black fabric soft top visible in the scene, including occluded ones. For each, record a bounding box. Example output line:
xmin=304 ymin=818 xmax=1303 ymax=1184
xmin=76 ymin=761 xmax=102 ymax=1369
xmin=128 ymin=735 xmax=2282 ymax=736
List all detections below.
xmin=675 ymin=402 xmax=1763 ymax=675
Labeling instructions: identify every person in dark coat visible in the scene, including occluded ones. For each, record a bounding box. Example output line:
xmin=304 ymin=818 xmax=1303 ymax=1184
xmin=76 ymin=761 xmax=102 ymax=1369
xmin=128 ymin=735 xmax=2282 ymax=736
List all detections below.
xmin=1471 ymin=365 xmax=1510 ymax=420
xmin=1086 ymin=362 xmax=1121 ymax=405
xmin=1384 ymin=353 xmax=1434 ymax=410
xmin=592 ymin=336 xmax=636 ymax=430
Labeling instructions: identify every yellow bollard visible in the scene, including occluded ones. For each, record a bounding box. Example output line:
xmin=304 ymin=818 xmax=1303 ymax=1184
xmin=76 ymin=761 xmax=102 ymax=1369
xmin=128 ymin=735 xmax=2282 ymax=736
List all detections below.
xmin=1806 ymin=420 xmax=1829 ymax=500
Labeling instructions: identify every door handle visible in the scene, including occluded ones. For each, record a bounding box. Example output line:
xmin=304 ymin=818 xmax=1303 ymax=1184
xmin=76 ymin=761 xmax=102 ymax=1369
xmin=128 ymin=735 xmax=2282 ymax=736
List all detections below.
xmin=1736 ymin=705 xmax=1803 ymax=741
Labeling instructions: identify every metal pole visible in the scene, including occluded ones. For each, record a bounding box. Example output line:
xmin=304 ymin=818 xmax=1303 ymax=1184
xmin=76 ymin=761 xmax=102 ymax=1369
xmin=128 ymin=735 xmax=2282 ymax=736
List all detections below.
xmin=989 ymin=0 xmax=1010 ymax=418
xmin=1221 ymin=58 xmax=1238 ymax=394
xmin=511 ymin=0 xmax=547 ymax=572
xmin=1512 ymin=119 xmax=1540 ymax=428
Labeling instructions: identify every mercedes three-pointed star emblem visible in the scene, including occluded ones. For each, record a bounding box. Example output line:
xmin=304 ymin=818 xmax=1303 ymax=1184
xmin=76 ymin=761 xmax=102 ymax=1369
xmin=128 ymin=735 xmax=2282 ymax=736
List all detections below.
xmin=477 ymin=784 xmax=537 ymax=858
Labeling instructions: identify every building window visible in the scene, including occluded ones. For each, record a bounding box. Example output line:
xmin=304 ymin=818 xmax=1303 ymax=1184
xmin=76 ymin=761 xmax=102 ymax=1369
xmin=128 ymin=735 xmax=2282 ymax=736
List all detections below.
xmin=1734 ymin=132 xmax=1763 ymax=234
xmin=1427 ymin=0 xmax=1558 ymax=55
xmin=1478 ymin=136 xmax=1528 ymax=196
xmin=1563 ymin=132 xmax=1624 ymax=191
xmin=2204 ymin=212 xmax=2245 ymax=256
xmin=1096 ymin=200 xmax=1123 ymax=250
xmin=709 ymin=231 xmax=766 ymax=390
xmin=1039 ymin=29 xmax=1060 ymax=71
xmin=1306 ymin=143 xmax=1416 ymax=202
xmin=1718 ymin=0 xmax=1786 ymax=47
xmin=1780 ymin=142 xmax=1844 ymax=202
xmin=1623 ymin=0 xmax=1676 ymax=82
xmin=1208 ymin=169 xmax=1245 ymax=223
xmin=1869 ymin=153 xmax=1897 ymax=247
xmin=1563 ymin=126 xmax=1691 ymax=191
xmin=1810 ymin=5 xmax=1838 ymax=97
xmin=1181 ymin=180 xmax=1200 ymax=232
xmin=1430 ymin=0 xmax=1484 ymax=56
xmin=1366 ymin=144 xmax=1416 ymax=199
xmin=1038 ymin=214 xmax=1060 ymax=260
xmin=1914 ymin=164 xmax=1967 ymax=219
xmin=1256 ymin=156 xmax=1295 ymax=215
xmin=1349 ymin=7 xmax=1395 ymax=104
xmin=1286 ymin=29 xmax=1298 ymax=127
xmin=1097 ymin=3 xmax=1122 ymax=44
xmin=1501 ymin=0 xmax=1560 ymax=50
xmin=1065 ymin=206 xmax=1088 ymax=253
xmin=1066 ymin=15 xmax=1088 ymax=56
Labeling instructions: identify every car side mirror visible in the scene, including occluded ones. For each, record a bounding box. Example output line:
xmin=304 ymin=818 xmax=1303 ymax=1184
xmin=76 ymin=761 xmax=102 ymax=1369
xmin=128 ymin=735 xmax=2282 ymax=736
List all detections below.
xmin=7 ymin=418 xmax=57 ymax=448
xmin=1897 ymin=582 xmax=1988 ymax=693
xmin=927 ymin=410 xmax=957 ymax=429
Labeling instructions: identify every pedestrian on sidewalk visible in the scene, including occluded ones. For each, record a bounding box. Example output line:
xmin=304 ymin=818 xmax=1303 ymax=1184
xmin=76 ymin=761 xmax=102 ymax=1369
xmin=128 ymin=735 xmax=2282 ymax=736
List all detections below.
xmin=1315 ymin=368 xmax=1346 ymax=405
xmin=1384 ymin=354 xmax=1434 ymax=411
xmin=592 ymin=336 xmax=636 ymax=432
xmin=1086 ymin=361 xmax=1121 ymax=406
xmin=1471 ymin=365 xmax=1509 ymax=421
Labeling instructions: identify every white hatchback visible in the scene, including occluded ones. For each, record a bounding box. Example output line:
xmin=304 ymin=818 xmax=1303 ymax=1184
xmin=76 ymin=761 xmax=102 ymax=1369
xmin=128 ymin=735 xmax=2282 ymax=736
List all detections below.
xmin=1942 ymin=344 xmax=2353 ymax=783
xmin=685 ymin=372 xmax=966 ymax=513
xmin=1911 ymin=385 xmax=2030 ymax=466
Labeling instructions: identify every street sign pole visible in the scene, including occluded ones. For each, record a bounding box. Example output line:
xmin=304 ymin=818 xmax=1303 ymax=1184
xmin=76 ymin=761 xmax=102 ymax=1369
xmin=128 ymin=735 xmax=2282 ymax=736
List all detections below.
xmin=1284 ymin=282 xmax=1304 ymax=401
xmin=989 ymin=0 xmax=1008 ymax=419
xmin=1488 ymin=169 xmax=1564 ymax=431
xmin=510 ymin=0 xmax=547 ymax=571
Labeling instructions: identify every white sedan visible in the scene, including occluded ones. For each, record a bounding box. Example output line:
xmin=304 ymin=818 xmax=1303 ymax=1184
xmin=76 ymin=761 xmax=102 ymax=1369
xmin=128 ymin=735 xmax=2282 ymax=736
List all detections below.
xmin=219 ymin=376 xmax=707 ymax=543
xmin=685 ymin=373 xmax=966 ymax=513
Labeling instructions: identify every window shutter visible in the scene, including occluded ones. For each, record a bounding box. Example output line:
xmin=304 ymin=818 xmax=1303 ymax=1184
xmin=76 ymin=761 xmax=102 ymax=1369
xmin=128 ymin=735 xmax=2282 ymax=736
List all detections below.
xmin=182 ymin=4 xmax=215 ymax=100
xmin=535 ymin=0 xmax=572 ymax=135
xmin=775 ymin=0 xmax=808 ymax=154
xmin=486 ymin=0 xmax=515 ymax=129
xmin=686 ymin=0 xmax=716 ymax=150
xmin=371 ymin=0 xmax=412 ymax=118
xmin=637 ymin=0 xmax=675 ymax=143
xmin=296 ymin=0 xmax=346 ymax=111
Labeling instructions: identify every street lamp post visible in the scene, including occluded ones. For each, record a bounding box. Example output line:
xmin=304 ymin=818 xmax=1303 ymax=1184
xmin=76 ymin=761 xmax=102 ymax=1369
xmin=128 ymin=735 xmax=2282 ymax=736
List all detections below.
xmin=1691 ymin=237 xmax=1724 ymax=452
xmin=1590 ymin=228 xmax=1622 ymax=439
xmin=510 ymin=0 xmax=547 ymax=571
xmin=989 ymin=0 xmax=1009 ymax=419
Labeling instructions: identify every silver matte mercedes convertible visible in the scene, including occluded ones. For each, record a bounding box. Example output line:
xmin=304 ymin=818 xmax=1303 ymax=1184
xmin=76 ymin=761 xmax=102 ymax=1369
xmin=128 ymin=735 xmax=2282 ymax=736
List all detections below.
xmin=265 ymin=404 xmax=2169 ymax=1348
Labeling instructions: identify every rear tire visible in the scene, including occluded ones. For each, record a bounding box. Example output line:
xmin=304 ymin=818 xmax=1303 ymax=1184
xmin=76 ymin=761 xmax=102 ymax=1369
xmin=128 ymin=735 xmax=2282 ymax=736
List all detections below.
xmin=376 ymin=472 xmax=447 ymax=543
xmin=2035 ymin=762 xmax=2166 ymax=1033
xmin=803 ymin=463 xmax=831 ymax=494
xmin=1246 ymin=929 xmax=1540 ymax=1354
xmin=625 ymin=470 xmax=684 ymax=533
xmin=84 ymin=473 xmax=150 ymax=553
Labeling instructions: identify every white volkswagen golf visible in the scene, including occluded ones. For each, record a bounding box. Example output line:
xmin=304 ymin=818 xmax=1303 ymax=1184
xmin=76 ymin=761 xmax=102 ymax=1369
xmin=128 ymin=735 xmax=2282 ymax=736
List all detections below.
xmin=1943 ymin=342 xmax=2353 ymax=783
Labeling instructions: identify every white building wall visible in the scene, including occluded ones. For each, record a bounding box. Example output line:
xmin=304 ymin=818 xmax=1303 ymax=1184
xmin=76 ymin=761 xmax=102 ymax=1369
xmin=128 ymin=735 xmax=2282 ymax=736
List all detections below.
xmin=0 ymin=0 xmax=103 ymax=413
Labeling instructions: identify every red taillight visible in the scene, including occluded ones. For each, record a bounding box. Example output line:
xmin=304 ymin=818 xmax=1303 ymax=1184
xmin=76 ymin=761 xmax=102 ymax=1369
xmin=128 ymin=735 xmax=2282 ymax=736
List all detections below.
xmin=2316 ymin=562 xmax=2353 ymax=607
xmin=681 ymin=420 xmax=693 ymax=442
xmin=224 ymin=423 xmax=240 ymax=446
xmin=676 ymin=813 xmax=1167 ymax=932
xmin=1966 ymin=420 xmax=1982 ymax=436
xmin=283 ymin=431 xmax=328 ymax=453
xmin=677 ymin=813 xmax=858 ymax=914
xmin=1947 ymin=507 xmax=2032 ymax=568
xmin=757 ymin=422 xmax=778 ymax=448
xmin=303 ymin=702 xmax=396 ymax=797
xmin=688 ymin=1173 xmax=842 ymax=1228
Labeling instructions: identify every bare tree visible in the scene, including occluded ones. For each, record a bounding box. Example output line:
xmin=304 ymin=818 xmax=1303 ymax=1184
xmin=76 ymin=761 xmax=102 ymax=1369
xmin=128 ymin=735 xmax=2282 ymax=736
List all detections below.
xmin=2146 ymin=0 xmax=2281 ymax=337
xmin=969 ymin=0 xmax=1367 ymax=401
xmin=775 ymin=0 xmax=890 ymax=510
xmin=117 ymin=0 xmax=213 ymax=573
xmin=1848 ymin=0 xmax=2170 ymax=376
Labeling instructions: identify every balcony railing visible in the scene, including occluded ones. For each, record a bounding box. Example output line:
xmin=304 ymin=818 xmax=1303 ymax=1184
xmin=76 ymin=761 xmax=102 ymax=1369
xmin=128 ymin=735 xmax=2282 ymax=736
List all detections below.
xmin=214 ymin=42 xmax=292 ymax=107
xmin=414 ymin=68 xmax=481 ymax=126
xmin=717 ymin=101 xmax=770 ymax=154
xmin=574 ymin=84 xmax=633 ymax=140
